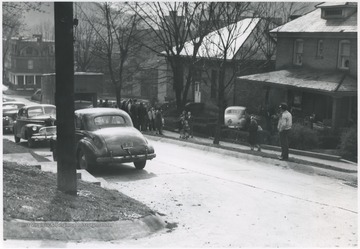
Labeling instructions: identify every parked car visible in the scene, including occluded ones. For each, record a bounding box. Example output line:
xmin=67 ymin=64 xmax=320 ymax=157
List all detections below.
xmin=50 ymin=108 xmax=156 ymax=170
xmin=31 ymin=89 xmax=42 ymax=102
xmin=3 ymin=101 xmax=25 ymax=133
xmin=3 ymin=96 xmax=15 ymax=102
xmin=13 ymin=104 xmax=56 ymax=147
xmin=74 ymin=100 xmax=93 ymax=110
xmin=224 ymin=106 xmax=249 ymax=129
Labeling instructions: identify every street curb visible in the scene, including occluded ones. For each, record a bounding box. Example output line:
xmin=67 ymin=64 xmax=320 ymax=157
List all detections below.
xmin=145 ymin=134 xmax=357 ymax=174
xmin=4 ymin=214 xmax=166 ymax=241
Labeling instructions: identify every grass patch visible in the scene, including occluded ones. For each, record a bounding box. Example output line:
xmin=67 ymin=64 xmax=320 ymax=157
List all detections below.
xmin=3 ymin=161 xmax=155 ymax=222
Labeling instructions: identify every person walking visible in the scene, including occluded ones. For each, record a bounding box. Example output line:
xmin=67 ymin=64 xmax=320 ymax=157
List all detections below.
xmin=186 ymin=111 xmax=194 ymax=138
xmin=248 ymin=115 xmax=261 ymax=151
xmin=138 ymin=102 xmax=147 ymax=132
xmin=148 ymin=107 xmax=156 ymax=132
xmin=277 ymin=103 xmax=292 ymax=160
xmin=179 ymin=110 xmax=186 ymax=138
xmin=155 ymin=108 xmax=164 ymax=135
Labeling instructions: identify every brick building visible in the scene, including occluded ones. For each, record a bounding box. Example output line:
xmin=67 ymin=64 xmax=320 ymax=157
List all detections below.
xmin=4 ymin=35 xmax=55 ymax=90
xmin=236 ymin=2 xmax=357 ymax=129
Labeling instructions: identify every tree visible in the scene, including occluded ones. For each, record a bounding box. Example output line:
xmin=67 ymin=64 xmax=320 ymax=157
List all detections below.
xmin=200 ymin=2 xmax=261 ymax=144
xmin=79 ymin=2 xmax=141 ymax=108
xmin=130 ymin=2 xmax=199 ymax=110
xmin=2 ymin=2 xmax=45 ymax=84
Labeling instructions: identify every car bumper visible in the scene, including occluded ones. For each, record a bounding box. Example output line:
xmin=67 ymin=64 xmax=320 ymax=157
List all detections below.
xmin=31 ymin=134 xmax=56 ymax=142
xmin=96 ymin=153 xmax=156 ymax=164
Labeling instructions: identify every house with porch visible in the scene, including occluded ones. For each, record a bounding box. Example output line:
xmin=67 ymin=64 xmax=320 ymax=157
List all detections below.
xmin=235 ymin=2 xmax=357 ymax=130
xmin=4 ymin=35 xmax=55 ymax=90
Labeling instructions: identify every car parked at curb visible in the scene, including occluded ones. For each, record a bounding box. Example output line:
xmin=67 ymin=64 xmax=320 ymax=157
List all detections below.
xmin=50 ymin=108 xmax=156 ymax=170
xmin=3 ymin=101 xmax=25 ymax=133
xmin=224 ymin=106 xmax=249 ymax=129
xmin=31 ymin=89 xmax=42 ymax=102
xmin=13 ymin=104 xmax=56 ymax=147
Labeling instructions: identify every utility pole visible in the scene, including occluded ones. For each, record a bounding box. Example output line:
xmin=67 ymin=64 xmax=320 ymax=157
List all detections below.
xmin=54 ymin=2 xmax=77 ymax=195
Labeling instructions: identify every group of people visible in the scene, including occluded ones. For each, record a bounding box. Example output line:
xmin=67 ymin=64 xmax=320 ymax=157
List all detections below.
xmin=119 ymin=99 xmax=164 ymax=135
xmin=178 ymin=110 xmax=193 ymax=139
xmin=247 ymin=103 xmax=292 ymax=161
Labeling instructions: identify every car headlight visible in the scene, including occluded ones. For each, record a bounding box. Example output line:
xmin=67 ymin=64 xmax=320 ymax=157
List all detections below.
xmin=32 ymin=126 xmax=38 ymax=132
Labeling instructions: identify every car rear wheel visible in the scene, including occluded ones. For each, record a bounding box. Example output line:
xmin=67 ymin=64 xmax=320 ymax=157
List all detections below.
xmin=134 ymin=161 xmax=146 ymax=170
xmin=14 ymin=134 xmax=20 ymax=143
xmin=78 ymin=149 xmax=94 ymax=171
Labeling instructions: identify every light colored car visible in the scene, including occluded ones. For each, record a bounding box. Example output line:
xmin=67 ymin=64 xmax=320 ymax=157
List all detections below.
xmin=50 ymin=108 xmax=156 ymax=170
xmin=224 ymin=106 xmax=248 ymax=129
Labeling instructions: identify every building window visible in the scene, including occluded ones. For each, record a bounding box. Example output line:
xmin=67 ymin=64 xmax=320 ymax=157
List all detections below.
xmin=338 ymin=40 xmax=350 ymax=70
xmin=211 ymin=70 xmax=218 ymax=98
xmin=28 ymin=60 xmax=34 ymax=69
xmin=316 ymin=40 xmax=324 ymax=58
xmin=323 ymin=9 xmax=343 ymax=18
xmin=17 ymin=75 xmax=24 ymax=86
xmin=293 ymin=39 xmax=303 ymax=66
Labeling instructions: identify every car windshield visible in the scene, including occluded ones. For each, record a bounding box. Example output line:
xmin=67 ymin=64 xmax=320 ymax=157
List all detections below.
xmin=44 ymin=106 xmax=56 ymax=115
xmin=28 ymin=106 xmax=56 ymax=117
xmin=226 ymin=109 xmax=245 ymax=115
xmin=93 ymin=115 xmax=127 ymax=128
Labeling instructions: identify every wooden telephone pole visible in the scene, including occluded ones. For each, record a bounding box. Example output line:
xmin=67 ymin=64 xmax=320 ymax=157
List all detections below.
xmin=54 ymin=2 xmax=77 ymax=195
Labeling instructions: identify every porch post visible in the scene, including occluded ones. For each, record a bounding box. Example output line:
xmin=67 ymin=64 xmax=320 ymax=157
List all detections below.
xmin=331 ymin=96 xmax=341 ymax=130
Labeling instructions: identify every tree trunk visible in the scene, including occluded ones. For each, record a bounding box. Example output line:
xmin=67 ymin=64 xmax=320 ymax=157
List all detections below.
xmin=213 ymin=67 xmax=225 ymax=145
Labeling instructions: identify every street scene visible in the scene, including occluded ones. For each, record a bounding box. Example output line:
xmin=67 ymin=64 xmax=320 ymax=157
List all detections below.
xmin=2 ymin=1 xmax=358 ymax=248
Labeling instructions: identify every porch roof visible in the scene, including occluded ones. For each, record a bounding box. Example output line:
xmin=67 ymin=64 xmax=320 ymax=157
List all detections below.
xmin=237 ymin=68 xmax=357 ymax=94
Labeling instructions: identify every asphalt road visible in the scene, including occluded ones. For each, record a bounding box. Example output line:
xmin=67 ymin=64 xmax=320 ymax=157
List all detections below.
xmin=86 ymin=139 xmax=357 ymax=247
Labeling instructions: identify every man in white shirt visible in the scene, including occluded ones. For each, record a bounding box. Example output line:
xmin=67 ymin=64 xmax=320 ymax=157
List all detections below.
xmin=277 ymin=103 xmax=292 ymax=160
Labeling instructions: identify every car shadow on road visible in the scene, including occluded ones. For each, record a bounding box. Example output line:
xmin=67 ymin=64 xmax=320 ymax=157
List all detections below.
xmin=90 ymin=163 xmax=157 ymax=182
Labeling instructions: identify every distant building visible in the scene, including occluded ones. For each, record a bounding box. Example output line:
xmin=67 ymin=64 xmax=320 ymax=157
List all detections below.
xmin=236 ymin=2 xmax=357 ymax=129
xmin=4 ymin=35 xmax=55 ymax=90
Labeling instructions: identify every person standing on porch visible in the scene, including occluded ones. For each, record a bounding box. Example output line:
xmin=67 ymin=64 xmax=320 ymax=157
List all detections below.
xmin=277 ymin=103 xmax=292 ymax=161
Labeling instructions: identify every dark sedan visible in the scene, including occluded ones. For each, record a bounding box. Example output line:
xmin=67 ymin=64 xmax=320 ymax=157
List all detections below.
xmin=3 ymin=101 xmax=25 ymax=133
xmin=51 ymin=108 xmax=156 ymax=170
xmin=13 ymin=104 xmax=56 ymax=147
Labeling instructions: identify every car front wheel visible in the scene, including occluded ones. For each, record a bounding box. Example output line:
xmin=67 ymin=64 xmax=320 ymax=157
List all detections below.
xmin=27 ymin=138 xmax=35 ymax=148
xmin=134 ymin=161 xmax=146 ymax=170
xmin=77 ymin=149 xmax=95 ymax=171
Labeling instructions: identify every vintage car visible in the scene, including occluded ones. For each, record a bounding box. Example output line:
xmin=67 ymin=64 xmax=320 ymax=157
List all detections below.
xmin=31 ymin=89 xmax=42 ymax=102
xmin=3 ymin=101 xmax=25 ymax=133
xmin=224 ymin=106 xmax=249 ymax=129
xmin=51 ymin=108 xmax=156 ymax=170
xmin=13 ymin=104 xmax=56 ymax=147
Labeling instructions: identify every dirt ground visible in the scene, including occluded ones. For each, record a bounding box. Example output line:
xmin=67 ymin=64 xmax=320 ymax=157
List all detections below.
xmin=3 ymin=139 xmax=156 ymax=222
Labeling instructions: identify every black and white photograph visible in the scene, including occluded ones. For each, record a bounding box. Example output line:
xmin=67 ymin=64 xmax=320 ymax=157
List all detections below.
xmin=2 ymin=1 xmax=358 ymax=248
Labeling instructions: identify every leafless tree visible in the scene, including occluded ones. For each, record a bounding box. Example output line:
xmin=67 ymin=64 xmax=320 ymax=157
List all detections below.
xmin=130 ymin=2 xmax=201 ymax=110
xmin=79 ymin=2 xmax=141 ymax=108
xmin=2 ymin=2 xmax=47 ymax=83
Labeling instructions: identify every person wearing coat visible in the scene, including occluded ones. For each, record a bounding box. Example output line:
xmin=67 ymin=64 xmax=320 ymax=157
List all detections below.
xmin=155 ymin=108 xmax=164 ymax=135
xmin=248 ymin=115 xmax=261 ymax=151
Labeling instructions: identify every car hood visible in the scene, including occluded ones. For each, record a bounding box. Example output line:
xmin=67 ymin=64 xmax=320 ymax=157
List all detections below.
xmin=3 ymin=109 xmax=18 ymax=115
xmin=92 ymin=127 xmax=151 ymax=153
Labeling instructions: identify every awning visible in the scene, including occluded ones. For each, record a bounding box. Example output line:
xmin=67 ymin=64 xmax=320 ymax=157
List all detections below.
xmin=237 ymin=68 xmax=357 ymax=96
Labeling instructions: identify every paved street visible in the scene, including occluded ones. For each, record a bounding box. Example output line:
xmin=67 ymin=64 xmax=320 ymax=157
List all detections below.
xmin=85 ymin=139 xmax=357 ymax=247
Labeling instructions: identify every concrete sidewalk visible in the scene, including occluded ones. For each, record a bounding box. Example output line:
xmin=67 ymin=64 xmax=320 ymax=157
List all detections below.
xmin=144 ymin=130 xmax=357 ymax=174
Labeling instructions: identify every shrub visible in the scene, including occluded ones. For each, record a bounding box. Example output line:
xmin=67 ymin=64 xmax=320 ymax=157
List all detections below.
xmin=339 ymin=126 xmax=357 ymax=162
xmin=288 ymin=123 xmax=319 ymax=150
